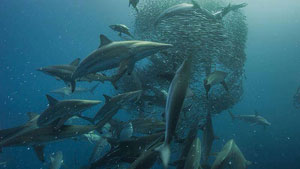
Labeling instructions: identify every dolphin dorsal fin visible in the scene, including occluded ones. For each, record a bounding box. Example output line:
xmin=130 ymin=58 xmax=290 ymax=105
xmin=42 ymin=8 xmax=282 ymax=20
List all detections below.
xmin=103 ymin=94 xmax=112 ymax=102
xmin=99 ymin=34 xmax=113 ymax=48
xmin=191 ymin=0 xmax=200 ymax=8
xmin=46 ymin=95 xmax=58 ymax=106
xmin=70 ymin=58 xmax=80 ymax=66
xmin=27 ymin=112 xmax=39 ymax=121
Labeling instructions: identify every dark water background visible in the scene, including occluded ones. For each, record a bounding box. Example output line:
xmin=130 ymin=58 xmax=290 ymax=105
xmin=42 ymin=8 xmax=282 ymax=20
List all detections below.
xmin=0 ymin=0 xmax=299 ymax=168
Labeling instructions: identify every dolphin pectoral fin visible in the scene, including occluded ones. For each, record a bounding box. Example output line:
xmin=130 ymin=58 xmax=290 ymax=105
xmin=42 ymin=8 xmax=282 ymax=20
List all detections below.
xmin=71 ymin=80 xmax=76 ymax=93
xmin=109 ymin=63 xmax=128 ymax=89
xmin=55 ymin=116 xmax=69 ymax=130
xmin=126 ymin=59 xmax=136 ymax=75
xmin=220 ymin=81 xmax=229 ymax=92
xmin=33 ymin=145 xmax=45 ymax=162
xmin=118 ymin=32 xmax=122 ymax=36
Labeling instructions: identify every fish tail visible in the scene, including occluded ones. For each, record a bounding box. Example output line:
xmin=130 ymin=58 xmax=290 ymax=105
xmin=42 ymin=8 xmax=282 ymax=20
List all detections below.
xmin=89 ymin=83 xmax=99 ymax=95
xmin=155 ymin=143 xmax=170 ymax=169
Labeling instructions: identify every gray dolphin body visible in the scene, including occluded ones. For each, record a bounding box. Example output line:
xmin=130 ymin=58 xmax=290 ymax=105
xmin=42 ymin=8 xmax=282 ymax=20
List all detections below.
xmin=50 ymin=151 xmax=63 ymax=169
xmin=204 ymin=70 xmax=228 ymax=98
xmin=50 ymin=84 xmax=99 ymax=97
xmin=154 ymin=1 xmax=247 ymax=27
xmin=38 ymin=58 xmax=115 ymax=91
xmin=202 ymin=113 xmax=218 ymax=165
xmin=229 ymin=111 xmax=271 ymax=128
xmin=0 ymin=112 xmax=102 ymax=162
xmin=92 ymin=90 xmax=142 ymax=124
xmin=88 ymin=132 xmax=164 ymax=169
xmin=37 ymin=95 xmax=101 ymax=129
xmin=184 ymin=137 xmax=202 ymax=169
xmin=158 ymin=55 xmax=193 ymax=168
xmin=109 ymin=24 xmax=134 ymax=38
xmin=71 ymin=35 xmax=173 ymax=91
xmin=211 ymin=139 xmax=251 ymax=169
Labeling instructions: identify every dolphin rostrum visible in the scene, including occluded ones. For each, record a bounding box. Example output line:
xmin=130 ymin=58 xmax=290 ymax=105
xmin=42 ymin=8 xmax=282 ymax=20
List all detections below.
xmin=157 ymin=55 xmax=193 ymax=168
xmin=37 ymin=95 xmax=101 ymax=129
xmin=229 ymin=110 xmax=271 ymax=128
xmin=71 ymin=34 xmax=172 ymax=92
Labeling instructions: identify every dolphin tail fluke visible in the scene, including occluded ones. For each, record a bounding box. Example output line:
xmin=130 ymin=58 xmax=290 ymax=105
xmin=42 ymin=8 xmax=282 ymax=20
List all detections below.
xmin=228 ymin=110 xmax=235 ymax=120
xmin=71 ymin=80 xmax=76 ymax=93
xmin=135 ymin=7 xmax=139 ymax=13
xmin=89 ymin=83 xmax=99 ymax=95
xmin=155 ymin=143 xmax=170 ymax=169
xmin=221 ymin=81 xmax=229 ymax=92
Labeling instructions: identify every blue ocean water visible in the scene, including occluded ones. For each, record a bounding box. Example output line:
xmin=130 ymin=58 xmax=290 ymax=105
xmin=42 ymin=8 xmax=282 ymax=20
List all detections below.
xmin=0 ymin=0 xmax=299 ymax=169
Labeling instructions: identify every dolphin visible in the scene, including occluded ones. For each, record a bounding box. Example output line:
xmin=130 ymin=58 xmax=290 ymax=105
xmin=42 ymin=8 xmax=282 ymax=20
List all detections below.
xmin=37 ymin=95 xmax=101 ymax=129
xmin=129 ymin=0 xmax=139 ymax=12
xmin=50 ymin=84 xmax=99 ymax=97
xmin=50 ymin=151 xmax=63 ymax=169
xmin=109 ymin=24 xmax=134 ymax=38
xmin=71 ymin=34 xmax=172 ymax=92
xmin=37 ymin=58 xmax=119 ymax=91
xmin=157 ymin=55 xmax=193 ymax=168
xmin=211 ymin=139 xmax=251 ymax=169
xmin=128 ymin=140 xmax=163 ymax=169
xmin=229 ymin=110 xmax=271 ymax=128
xmin=202 ymin=112 xmax=218 ymax=165
xmin=204 ymin=70 xmax=228 ymax=98
xmin=88 ymin=132 xmax=164 ymax=169
xmin=81 ymin=90 xmax=142 ymax=124
xmin=175 ymin=125 xmax=198 ymax=169
xmin=130 ymin=118 xmax=165 ymax=134
xmin=37 ymin=58 xmax=81 ymax=91
xmin=184 ymin=137 xmax=202 ymax=169
xmin=0 ymin=112 xmax=104 ymax=162
xmin=154 ymin=0 xmax=247 ymax=27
